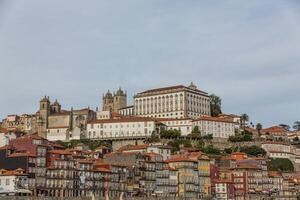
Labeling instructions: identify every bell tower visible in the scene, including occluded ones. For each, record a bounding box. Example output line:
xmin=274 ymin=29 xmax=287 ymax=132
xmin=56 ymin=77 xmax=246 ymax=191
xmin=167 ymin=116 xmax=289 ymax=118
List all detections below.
xmin=37 ymin=96 xmax=50 ymax=137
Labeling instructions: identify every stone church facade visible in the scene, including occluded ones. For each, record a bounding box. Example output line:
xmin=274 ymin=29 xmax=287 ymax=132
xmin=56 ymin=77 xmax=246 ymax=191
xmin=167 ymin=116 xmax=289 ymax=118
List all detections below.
xmin=37 ymin=96 xmax=95 ymax=141
xmin=102 ymin=88 xmax=127 ymax=112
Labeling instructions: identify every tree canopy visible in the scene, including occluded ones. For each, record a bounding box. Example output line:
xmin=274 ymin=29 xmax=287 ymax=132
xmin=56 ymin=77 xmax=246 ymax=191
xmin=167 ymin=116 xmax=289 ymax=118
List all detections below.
xmin=210 ymin=94 xmax=222 ymax=117
xmin=160 ymin=129 xmax=181 ymax=138
xmin=293 ymin=121 xmax=300 ymax=131
xmin=239 ymin=145 xmax=266 ymax=156
xmin=267 ymin=158 xmax=294 ymax=172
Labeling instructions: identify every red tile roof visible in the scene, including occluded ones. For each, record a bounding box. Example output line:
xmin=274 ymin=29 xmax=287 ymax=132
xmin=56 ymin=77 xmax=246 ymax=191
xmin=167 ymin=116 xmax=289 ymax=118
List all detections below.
xmin=194 ymin=116 xmax=234 ymax=123
xmin=48 ymin=150 xmax=72 ymax=155
xmin=118 ymin=144 xmax=148 ymax=152
xmin=0 ymin=128 xmax=8 ymax=134
xmin=0 ymin=168 xmax=27 ymax=176
xmin=88 ymin=116 xmax=157 ymax=124
xmin=138 ymin=85 xmax=208 ymax=95
xmin=8 ymin=152 xmax=36 ymax=157
xmin=165 ymin=154 xmax=198 ymax=163
xmin=262 ymin=126 xmax=286 ymax=133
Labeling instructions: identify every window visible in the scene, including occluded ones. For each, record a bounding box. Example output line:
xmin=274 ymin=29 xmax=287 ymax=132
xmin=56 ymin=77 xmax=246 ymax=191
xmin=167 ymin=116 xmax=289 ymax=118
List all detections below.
xmin=6 ymin=179 xmax=9 ymax=185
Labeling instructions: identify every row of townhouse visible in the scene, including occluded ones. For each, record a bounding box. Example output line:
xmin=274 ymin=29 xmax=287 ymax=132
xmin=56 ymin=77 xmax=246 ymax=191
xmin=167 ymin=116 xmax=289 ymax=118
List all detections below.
xmin=211 ymin=152 xmax=300 ymax=200
xmin=0 ymin=135 xmax=213 ymax=198
xmin=86 ymin=115 xmax=238 ymax=140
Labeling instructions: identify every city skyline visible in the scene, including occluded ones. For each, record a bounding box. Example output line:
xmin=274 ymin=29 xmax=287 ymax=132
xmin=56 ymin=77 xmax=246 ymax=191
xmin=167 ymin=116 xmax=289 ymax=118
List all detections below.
xmin=1 ymin=0 xmax=300 ymax=127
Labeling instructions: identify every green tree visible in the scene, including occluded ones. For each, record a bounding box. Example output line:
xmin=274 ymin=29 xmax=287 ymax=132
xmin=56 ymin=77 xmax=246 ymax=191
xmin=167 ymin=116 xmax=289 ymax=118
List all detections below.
xmin=188 ymin=126 xmax=201 ymax=138
xmin=148 ymin=131 xmax=160 ymax=143
xmin=267 ymin=158 xmax=294 ymax=172
xmin=240 ymin=145 xmax=266 ymax=156
xmin=224 ymin=148 xmax=232 ymax=154
xmin=293 ymin=121 xmax=300 ymax=131
xmin=256 ymin=123 xmax=262 ymax=136
xmin=168 ymin=140 xmax=192 ymax=153
xmin=279 ymin=124 xmax=290 ymax=131
xmin=202 ymin=145 xmax=221 ymax=155
xmin=202 ymin=134 xmax=213 ymax=140
xmin=160 ymin=129 xmax=181 ymax=138
xmin=240 ymin=114 xmax=249 ymax=130
xmin=210 ymin=94 xmax=222 ymax=117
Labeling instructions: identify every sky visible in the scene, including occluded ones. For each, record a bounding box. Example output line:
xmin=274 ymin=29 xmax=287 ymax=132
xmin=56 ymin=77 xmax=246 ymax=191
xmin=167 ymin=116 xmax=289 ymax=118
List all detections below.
xmin=0 ymin=0 xmax=300 ymax=128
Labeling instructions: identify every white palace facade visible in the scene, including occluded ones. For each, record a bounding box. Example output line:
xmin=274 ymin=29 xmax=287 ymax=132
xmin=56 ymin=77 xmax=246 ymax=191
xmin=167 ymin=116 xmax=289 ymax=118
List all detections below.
xmin=133 ymin=82 xmax=211 ymax=119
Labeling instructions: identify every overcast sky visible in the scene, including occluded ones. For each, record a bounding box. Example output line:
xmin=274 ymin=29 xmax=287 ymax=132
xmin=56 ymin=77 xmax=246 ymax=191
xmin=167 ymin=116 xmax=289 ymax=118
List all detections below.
xmin=0 ymin=0 xmax=299 ymax=128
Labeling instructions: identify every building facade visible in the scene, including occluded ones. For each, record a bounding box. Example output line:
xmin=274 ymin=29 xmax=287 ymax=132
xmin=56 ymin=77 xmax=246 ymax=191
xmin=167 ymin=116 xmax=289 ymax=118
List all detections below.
xmin=37 ymin=96 xmax=95 ymax=141
xmin=133 ymin=83 xmax=211 ymax=119
xmin=102 ymin=88 xmax=127 ymax=112
xmin=86 ymin=117 xmax=160 ymax=140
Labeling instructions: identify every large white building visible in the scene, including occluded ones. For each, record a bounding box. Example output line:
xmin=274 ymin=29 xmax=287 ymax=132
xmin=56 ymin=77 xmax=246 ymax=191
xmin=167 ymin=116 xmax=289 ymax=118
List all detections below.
xmin=193 ymin=116 xmax=236 ymax=138
xmin=133 ymin=83 xmax=211 ymax=119
xmin=0 ymin=128 xmax=16 ymax=147
xmin=158 ymin=118 xmax=193 ymax=136
xmin=158 ymin=116 xmax=236 ymax=138
xmin=86 ymin=117 xmax=160 ymax=140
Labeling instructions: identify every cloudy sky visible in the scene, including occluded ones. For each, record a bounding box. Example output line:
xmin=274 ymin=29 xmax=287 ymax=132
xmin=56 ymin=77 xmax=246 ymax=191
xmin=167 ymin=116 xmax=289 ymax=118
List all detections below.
xmin=0 ymin=0 xmax=299 ymax=128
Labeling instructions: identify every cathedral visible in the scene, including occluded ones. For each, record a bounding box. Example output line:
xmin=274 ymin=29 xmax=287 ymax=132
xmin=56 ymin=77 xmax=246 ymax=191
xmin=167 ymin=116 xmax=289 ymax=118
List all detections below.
xmin=102 ymin=88 xmax=127 ymax=112
xmin=37 ymin=96 xmax=95 ymax=140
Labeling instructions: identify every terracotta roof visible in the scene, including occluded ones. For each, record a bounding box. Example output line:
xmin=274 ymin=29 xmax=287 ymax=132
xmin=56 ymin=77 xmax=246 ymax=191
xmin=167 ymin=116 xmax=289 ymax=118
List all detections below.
xmin=165 ymin=154 xmax=198 ymax=163
xmin=268 ymin=171 xmax=282 ymax=178
xmin=0 ymin=128 xmax=8 ymax=134
xmin=0 ymin=145 xmax=13 ymax=150
xmin=138 ymin=85 xmax=208 ymax=95
xmin=88 ymin=116 xmax=157 ymax=124
xmin=157 ymin=118 xmax=192 ymax=122
xmin=262 ymin=126 xmax=286 ymax=133
xmin=118 ymin=144 xmax=148 ymax=152
xmin=48 ymin=150 xmax=72 ymax=155
xmin=194 ymin=116 xmax=234 ymax=123
xmin=0 ymin=168 xmax=27 ymax=176
xmin=8 ymin=152 xmax=36 ymax=157
xmin=94 ymin=167 xmax=111 ymax=173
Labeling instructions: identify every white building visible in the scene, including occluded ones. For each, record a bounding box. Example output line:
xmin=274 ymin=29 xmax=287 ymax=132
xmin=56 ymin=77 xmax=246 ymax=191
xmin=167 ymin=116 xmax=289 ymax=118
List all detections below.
xmin=157 ymin=116 xmax=236 ymax=138
xmin=0 ymin=169 xmax=30 ymax=196
xmin=193 ymin=116 xmax=236 ymax=138
xmin=261 ymin=141 xmax=296 ymax=161
xmin=46 ymin=126 xmax=81 ymax=141
xmin=96 ymin=111 xmax=111 ymax=120
xmin=87 ymin=117 xmax=159 ymax=140
xmin=0 ymin=128 xmax=16 ymax=147
xmin=133 ymin=83 xmax=211 ymax=119
xmin=118 ymin=143 xmax=172 ymax=161
xmin=118 ymin=105 xmax=134 ymax=116
xmin=158 ymin=118 xmax=193 ymax=136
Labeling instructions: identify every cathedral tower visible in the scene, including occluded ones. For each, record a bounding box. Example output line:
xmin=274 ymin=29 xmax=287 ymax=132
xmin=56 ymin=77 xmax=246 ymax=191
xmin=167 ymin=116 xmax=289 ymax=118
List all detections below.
xmin=102 ymin=88 xmax=127 ymax=112
xmin=37 ymin=96 xmax=50 ymax=137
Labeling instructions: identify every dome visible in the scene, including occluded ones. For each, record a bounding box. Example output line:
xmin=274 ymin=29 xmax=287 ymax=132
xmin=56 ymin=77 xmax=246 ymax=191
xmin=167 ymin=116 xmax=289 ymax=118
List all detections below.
xmin=116 ymin=87 xmax=125 ymax=96
xmin=105 ymin=90 xmax=113 ymax=98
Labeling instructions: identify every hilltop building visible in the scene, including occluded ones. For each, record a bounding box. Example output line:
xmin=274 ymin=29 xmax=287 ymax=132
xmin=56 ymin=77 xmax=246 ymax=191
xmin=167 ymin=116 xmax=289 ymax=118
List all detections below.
xmin=102 ymin=88 xmax=127 ymax=112
xmin=37 ymin=96 xmax=95 ymax=141
xmin=133 ymin=82 xmax=211 ymax=119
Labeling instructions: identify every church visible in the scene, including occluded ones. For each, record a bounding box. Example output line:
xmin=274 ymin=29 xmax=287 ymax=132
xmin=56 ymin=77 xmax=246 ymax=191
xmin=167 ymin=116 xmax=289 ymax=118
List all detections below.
xmin=37 ymin=96 xmax=95 ymax=141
